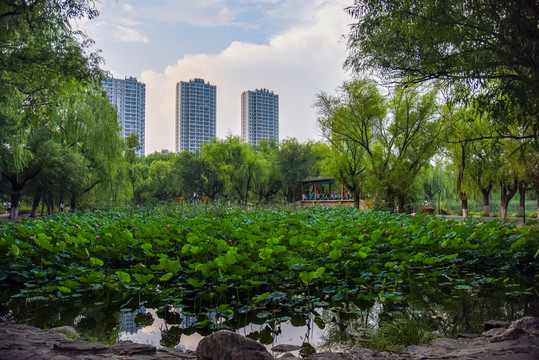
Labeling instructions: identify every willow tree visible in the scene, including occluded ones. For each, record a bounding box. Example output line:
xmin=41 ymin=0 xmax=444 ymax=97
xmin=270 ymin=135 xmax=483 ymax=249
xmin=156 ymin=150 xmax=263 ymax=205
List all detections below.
xmin=317 ymin=79 xmax=442 ymax=212
xmin=315 ymin=80 xmax=385 ymax=209
xmin=54 ymin=87 xmax=130 ymax=211
xmin=0 ymin=0 xmax=100 ymax=218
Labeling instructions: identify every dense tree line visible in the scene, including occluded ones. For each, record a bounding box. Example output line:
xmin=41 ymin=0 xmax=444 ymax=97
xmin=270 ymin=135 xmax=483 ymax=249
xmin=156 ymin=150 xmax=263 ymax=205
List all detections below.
xmin=0 ymin=0 xmax=536 ymax=219
xmin=126 ymin=137 xmax=326 ymax=206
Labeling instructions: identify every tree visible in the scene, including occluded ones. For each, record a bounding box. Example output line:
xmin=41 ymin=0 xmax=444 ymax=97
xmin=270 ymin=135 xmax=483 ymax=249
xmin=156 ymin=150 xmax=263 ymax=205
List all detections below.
xmin=173 ymin=151 xmax=223 ymax=201
xmin=420 ymin=158 xmax=454 ymax=212
xmin=315 ymin=86 xmax=375 ymax=208
xmin=317 ymin=79 xmax=442 ymax=212
xmin=148 ymin=160 xmax=175 ymax=201
xmin=507 ymin=140 xmax=538 ymax=219
xmin=202 ymin=136 xmax=264 ymax=204
xmin=276 ymin=139 xmax=319 ymax=203
xmin=0 ymin=0 xmax=102 ymax=217
xmin=252 ymin=140 xmax=281 ymax=203
xmin=442 ymin=105 xmax=483 ymax=218
xmin=0 ymin=0 xmax=100 ymax=165
xmin=55 ymin=87 xmax=130 ymax=211
xmin=346 ymin=0 xmax=538 ymax=143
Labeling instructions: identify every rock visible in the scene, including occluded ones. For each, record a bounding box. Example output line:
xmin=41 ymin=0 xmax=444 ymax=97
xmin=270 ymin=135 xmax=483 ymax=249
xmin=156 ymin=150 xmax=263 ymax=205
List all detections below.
xmin=305 ymin=353 xmax=350 ymax=359
xmin=272 ymin=344 xmax=301 ymax=352
xmin=457 ymin=333 xmax=482 ymax=339
xmin=484 ymin=320 xmax=510 ymax=331
xmin=109 ymin=341 xmax=157 ymax=355
xmin=401 ymin=318 xmax=539 ymax=360
xmin=196 ymin=330 xmax=273 ymax=360
xmin=158 ymin=347 xmax=198 ymax=358
xmin=1 ymin=317 xmax=538 ymax=360
xmin=490 ymin=316 xmax=539 ymax=343
xmin=277 ymin=354 xmax=301 ymax=359
xmin=0 ymin=322 xmax=196 ymax=359
xmin=49 ymin=326 xmax=80 ymax=339
xmin=482 ymin=327 xmax=507 ymax=337
xmin=348 ymin=347 xmax=394 ymax=359
xmin=54 ymin=341 xmax=109 ymax=353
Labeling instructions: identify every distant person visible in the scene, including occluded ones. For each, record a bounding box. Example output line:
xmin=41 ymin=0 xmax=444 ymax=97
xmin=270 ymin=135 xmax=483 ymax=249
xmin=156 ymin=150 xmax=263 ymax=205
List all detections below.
xmin=7 ymin=202 xmax=11 ymax=214
xmin=59 ymin=202 xmax=64 ymax=212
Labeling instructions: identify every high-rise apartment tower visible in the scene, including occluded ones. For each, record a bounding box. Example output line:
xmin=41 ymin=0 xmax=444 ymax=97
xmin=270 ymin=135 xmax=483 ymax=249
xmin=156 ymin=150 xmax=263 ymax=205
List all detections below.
xmin=241 ymin=89 xmax=279 ymax=145
xmin=102 ymin=74 xmax=146 ymax=156
xmin=176 ymin=78 xmax=216 ymax=153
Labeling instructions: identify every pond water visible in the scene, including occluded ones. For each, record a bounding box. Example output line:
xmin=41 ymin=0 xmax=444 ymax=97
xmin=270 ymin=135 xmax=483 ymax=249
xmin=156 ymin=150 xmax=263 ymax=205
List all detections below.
xmin=2 ymin=277 xmax=537 ymax=356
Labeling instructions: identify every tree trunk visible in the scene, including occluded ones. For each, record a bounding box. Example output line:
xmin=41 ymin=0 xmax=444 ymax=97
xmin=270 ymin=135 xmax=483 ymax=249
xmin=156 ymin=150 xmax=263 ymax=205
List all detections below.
xmin=9 ymin=191 xmax=21 ymax=221
xmin=518 ymin=181 xmax=526 ymax=218
xmin=397 ymin=194 xmax=407 ymax=213
xmin=460 ymin=192 xmax=468 ymax=218
xmin=70 ymin=194 xmax=77 ymax=213
xmin=353 ymin=192 xmax=360 ymax=209
xmin=30 ymin=189 xmax=42 ymax=218
xmin=456 ymin=143 xmax=467 ymax=217
xmin=536 ymin=188 xmax=539 ymax=219
xmin=479 ymin=183 xmax=492 ymax=217
xmin=500 ymin=178 xmax=518 ymax=221
xmin=481 ymin=191 xmax=489 ymax=217
xmin=49 ymin=195 xmax=55 ymax=215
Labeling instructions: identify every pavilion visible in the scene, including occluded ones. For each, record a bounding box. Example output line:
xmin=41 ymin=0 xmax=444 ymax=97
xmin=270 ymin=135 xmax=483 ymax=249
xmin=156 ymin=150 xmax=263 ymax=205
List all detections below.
xmin=300 ymin=177 xmax=351 ymax=201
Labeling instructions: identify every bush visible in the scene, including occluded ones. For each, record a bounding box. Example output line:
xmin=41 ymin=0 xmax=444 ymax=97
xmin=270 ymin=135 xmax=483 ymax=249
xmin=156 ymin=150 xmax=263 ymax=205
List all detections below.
xmin=368 ymin=314 xmax=434 ymax=352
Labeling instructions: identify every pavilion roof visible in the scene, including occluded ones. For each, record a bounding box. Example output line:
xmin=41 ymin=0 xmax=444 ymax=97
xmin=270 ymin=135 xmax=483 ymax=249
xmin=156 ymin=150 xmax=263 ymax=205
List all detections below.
xmin=300 ymin=177 xmax=336 ymax=185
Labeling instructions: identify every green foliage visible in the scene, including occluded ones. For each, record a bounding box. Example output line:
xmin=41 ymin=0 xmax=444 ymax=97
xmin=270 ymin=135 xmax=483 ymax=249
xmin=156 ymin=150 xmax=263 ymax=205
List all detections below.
xmin=317 ymin=79 xmax=443 ymax=211
xmin=0 ymin=1 xmax=130 ymax=218
xmin=0 ymin=207 xmax=536 ymax=330
xmin=202 ymin=136 xmax=265 ymax=203
xmin=0 ymin=0 xmax=101 ymax=172
xmin=346 ymin=0 xmax=539 ymax=142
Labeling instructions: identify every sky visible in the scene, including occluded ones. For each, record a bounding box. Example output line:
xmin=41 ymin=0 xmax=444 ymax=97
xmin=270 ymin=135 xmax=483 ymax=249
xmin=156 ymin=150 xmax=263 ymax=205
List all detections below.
xmin=74 ymin=0 xmax=353 ymax=155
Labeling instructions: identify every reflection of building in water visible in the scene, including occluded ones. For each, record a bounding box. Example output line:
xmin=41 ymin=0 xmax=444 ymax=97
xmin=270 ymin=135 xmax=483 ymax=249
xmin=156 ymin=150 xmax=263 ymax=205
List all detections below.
xmin=120 ymin=305 xmax=147 ymax=334
xmin=181 ymin=314 xmax=197 ymax=329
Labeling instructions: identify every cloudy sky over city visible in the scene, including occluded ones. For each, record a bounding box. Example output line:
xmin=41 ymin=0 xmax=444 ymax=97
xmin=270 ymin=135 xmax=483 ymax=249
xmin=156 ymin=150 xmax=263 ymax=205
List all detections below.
xmin=75 ymin=0 xmax=352 ymax=154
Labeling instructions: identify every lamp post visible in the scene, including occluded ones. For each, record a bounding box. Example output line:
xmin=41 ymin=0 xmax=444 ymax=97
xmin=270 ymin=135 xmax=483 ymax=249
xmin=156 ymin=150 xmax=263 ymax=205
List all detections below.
xmin=437 ymin=190 xmax=441 ymax=215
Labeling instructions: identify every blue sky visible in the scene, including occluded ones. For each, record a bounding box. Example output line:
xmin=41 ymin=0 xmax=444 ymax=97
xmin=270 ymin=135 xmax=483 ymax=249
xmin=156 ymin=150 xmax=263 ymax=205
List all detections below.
xmin=75 ymin=0 xmax=352 ymax=154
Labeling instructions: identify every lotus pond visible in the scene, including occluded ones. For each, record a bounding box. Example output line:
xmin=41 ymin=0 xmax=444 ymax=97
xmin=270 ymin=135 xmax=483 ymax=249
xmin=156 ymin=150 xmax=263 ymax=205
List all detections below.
xmin=0 ymin=207 xmax=537 ymax=353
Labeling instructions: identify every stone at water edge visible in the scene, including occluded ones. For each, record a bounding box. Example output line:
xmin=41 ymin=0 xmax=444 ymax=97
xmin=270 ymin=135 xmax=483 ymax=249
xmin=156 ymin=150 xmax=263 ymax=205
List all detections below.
xmin=490 ymin=316 xmax=539 ymax=343
xmin=483 ymin=320 xmax=510 ymax=332
xmin=49 ymin=325 xmax=80 ymax=339
xmin=196 ymin=330 xmax=273 ymax=360
xmin=272 ymin=344 xmax=301 ymax=352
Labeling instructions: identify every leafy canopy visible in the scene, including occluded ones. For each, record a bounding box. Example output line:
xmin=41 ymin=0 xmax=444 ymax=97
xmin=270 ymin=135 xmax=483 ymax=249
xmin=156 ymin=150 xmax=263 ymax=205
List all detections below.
xmin=346 ymin=0 xmax=538 ymax=141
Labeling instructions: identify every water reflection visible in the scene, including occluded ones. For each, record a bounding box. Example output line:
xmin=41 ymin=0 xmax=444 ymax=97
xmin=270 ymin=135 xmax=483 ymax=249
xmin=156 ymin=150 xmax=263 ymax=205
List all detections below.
xmin=1 ymin=278 xmax=537 ymax=354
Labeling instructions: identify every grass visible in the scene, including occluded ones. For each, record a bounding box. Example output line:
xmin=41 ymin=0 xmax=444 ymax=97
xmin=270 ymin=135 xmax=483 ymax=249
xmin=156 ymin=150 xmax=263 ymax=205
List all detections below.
xmin=368 ymin=314 xmax=435 ymax=352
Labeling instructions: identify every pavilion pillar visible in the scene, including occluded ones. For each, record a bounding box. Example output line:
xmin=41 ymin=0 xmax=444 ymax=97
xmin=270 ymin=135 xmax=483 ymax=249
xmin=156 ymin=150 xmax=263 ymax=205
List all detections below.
xmin=314 ymin=184 xmax=318 ymax=199
xmin=329 ymin=184 xmax=333 ymax=198
xmin=341 ymin=184 xmax=344 ymax=199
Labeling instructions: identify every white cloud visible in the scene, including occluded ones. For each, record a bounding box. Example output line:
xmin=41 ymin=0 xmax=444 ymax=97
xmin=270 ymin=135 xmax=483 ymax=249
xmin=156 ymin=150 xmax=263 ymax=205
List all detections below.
xmin=113 ymin=25 xmax=149 ymax=43
xmin=121 ymin=4 xmax=134 ymax=12
xmin=140 ymin=1 xmax=351 ymax=154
